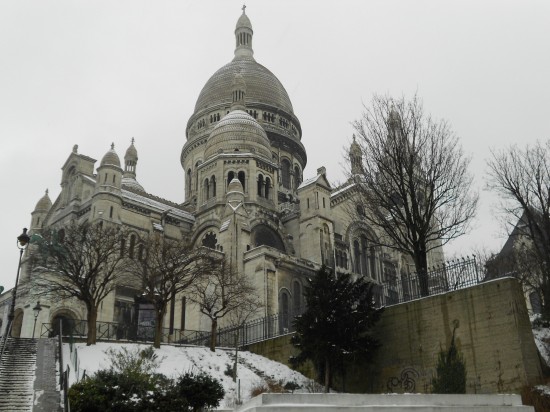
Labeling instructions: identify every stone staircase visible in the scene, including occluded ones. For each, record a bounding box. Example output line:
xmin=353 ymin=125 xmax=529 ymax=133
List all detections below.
xmin=235 ymin=393 xmax=535 ymax=412
xmin=0 ymin=337 xmax=61 ymax=412
xmin=0 ymin=337 xmax=37 ymax=411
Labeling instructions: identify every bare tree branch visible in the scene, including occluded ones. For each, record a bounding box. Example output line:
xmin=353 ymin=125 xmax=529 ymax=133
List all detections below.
xmin=351 ymin=94 xmax=478 ymax=295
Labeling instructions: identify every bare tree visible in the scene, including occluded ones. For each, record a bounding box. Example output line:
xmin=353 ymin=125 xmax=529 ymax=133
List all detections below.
xmin=125 ymin=233 xmax=207 ymax=348
xmin=487 ymin=141 xmax=550 ymax=317
xmin=227 ymin=292 xmax=262 ymax=383
xmin=351 ymin=94 xmax=478 ymax=296
xmin=33 ymin=221 xmax=126 ymax=345
xmin=189 ymin=258 xmax=260 ymax=352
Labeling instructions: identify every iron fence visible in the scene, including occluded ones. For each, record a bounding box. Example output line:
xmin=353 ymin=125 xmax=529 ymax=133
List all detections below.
xmin=376 ymin=256 xmax=479 ymax=306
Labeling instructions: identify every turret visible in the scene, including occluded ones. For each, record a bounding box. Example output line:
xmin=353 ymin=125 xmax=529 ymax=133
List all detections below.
xmin=30 ymin=189 xmax=52 ymax=232
xmin=93 ymin=143 xmax=123 ymax=222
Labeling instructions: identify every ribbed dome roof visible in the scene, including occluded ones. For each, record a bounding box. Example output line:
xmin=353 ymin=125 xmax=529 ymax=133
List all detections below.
xmin=193 ymin=59 xmax=294 ymax=116
xmin=122 ymin=177 xmax=145 ymax=192
xmin=34 ymin=189 xmax=52 ymax=212
xmin=100 ymin=143 xmax=121 ymax=167
xmin=204 ymin=110 xmax=271 ymax=159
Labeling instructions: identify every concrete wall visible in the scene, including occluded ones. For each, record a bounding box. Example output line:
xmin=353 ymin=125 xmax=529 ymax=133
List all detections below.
xmin=246 ymin=277 xmax=543 ymax=394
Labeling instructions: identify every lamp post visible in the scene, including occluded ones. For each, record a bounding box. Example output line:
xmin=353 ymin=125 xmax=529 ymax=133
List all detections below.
xmin=32 ymin=301 xmax=42 ymax=339
xmin=6 ymin=228 xmax=31 ymax=337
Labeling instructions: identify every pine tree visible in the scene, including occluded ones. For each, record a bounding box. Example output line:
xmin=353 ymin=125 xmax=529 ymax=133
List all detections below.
xmin=432 ymin=327 xmax=466 ymax=394
xmin=290 ymin=266 xmax=383 ymax=392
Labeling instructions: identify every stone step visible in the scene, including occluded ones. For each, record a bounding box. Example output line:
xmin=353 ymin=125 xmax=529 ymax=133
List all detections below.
xmin=236 ymin=394 xmax=534 ymax=412
xmin=0 ymin=337 xmax=39 ymax=412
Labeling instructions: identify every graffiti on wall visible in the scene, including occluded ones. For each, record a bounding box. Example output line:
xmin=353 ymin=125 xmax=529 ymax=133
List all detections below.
xmin=386 ymin=367 xmax=421 ymax=392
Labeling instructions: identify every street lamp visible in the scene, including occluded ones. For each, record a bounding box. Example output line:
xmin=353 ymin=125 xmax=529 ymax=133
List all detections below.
xmin=6 ymin=228 xmax=31 ymax=337
xmin=32 ymin=301 xmax=42 ymax=339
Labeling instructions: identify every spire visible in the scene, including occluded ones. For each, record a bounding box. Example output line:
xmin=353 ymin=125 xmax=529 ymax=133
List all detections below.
xmin=234 ymin=6 xmax=254 ymax=59
xmin=350 ymin=134 xmax=363 ymax=175
xmin=230 ymin=72 xmax=247 ymax=111
xmin=124 ymin=137 xmax=139 ymax=178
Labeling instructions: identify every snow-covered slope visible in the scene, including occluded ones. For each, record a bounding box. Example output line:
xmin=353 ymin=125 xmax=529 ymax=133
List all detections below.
xmin=63 ymin=343 xmax=314 ymax=408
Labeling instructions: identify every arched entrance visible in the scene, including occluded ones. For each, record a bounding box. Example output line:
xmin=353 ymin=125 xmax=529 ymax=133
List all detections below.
xmin=50 ymin=310 xmax=78 ymax=337
xmin=11 ymin=309 xmax=24 ymax=337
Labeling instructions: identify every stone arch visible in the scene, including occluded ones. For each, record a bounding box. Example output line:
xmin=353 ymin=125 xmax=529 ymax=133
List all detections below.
xmin=50 ymin=308 xmax=79 ymax=337
xmin=251 ymin=224 xmax=286 ymax=252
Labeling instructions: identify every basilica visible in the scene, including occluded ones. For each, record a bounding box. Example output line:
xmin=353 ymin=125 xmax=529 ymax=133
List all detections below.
xmin=1 ymin=9 xmax=442 ymax=339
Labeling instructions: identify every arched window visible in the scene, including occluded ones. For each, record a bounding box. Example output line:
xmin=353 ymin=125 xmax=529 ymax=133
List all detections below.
xmin=353 ymin=240 xmax=361 ymax=274
xmin=195 ymin=161 xmax=201 ymax=191
xmin=257 ymin=174 xmax=264 ymax=196
xmin=281 ymin=159 xmax=291 ymax=189
xmin=279 ymin=289 xmax=291 ymax=331
xmin=227 ymin=171 xmax=235 ymax=187
xmin=129 ymin=234 xmax=136 ymax=259
xmin=202 ymin=231 xmax=217 ymax=249
xmin=211 ymin=175 xmax=216 ymax=197
xmin=343 ymin=252 xmax=348 ymax=269
xmin=186 ymin=169 xmax=192 ymax=198
xmin=120 ymin=238 xmax=126 ymax=257
xmin=238 ymin=171 xmax=246 ymax=191
xmin=361 ymin=235 xmax=368 ymax=276
xmin=369 ymin=246 xmax=377 ymax=280
xmin=294 ymin=166 xmax=302 ymax=188
xmin=265 ymin=177 xmax=271 ymax=199
xmin=204 ymin=178 xmax=210 ymax=201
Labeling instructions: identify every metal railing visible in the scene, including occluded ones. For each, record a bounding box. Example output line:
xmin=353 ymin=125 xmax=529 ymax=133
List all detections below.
xmin=376 ymin=256 xmax=479 ymax=306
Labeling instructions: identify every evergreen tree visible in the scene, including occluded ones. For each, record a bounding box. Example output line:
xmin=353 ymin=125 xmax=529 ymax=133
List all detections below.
xmin=290 ymin=266 xmax=383 ymax=392
xmin=432 ymin=327 xmax=466 ymax=394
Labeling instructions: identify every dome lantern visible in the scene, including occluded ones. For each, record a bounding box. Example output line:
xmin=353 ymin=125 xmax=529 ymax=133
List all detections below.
xmin=234 ymin=5 xmax=254 ymax=60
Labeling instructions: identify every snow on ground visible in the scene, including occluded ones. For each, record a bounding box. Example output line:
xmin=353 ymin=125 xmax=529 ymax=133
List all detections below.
xmin=533 ymin=326 xmax=550 ymax=368
xmin=63 ymin=342 xmax=313 ymax=408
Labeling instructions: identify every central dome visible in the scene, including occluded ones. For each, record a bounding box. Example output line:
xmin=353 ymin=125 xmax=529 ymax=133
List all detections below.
xmin=193 ymin=59 xmax=294 ymax=115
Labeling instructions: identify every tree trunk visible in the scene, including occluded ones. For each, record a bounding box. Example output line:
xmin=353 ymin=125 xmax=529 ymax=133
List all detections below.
xmin=415 ymin=248 xmax=429 ymax=297
xmin=86 ymin=305 xmax=98 ymax=346
xmin=324 ymin=358 xmax=330 ymax=393
xmin=233 ymin=327 xmax=240 ymax=382
xmin=154 ymin=307 xmax=166 ymax=349
xmin=210 ymin=318 xmax=218 ymax=352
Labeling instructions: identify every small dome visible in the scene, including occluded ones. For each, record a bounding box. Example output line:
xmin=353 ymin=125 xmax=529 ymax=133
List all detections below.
xmin=124 ymin=138 xmax=138 ymax=162
xmin=100 ymin=143 xmax=121 ymax=167
xmin=34 ymin=189 xmax=52 ymax=212
xmin=204 ymin=110 xmax=271 ymax=159
xmin=236 ymin=11 xmax=252 ymax=31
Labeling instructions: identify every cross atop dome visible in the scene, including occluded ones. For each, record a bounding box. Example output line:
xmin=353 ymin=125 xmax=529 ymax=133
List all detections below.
xmin=242 ymin=4 xmax=246 ymax=13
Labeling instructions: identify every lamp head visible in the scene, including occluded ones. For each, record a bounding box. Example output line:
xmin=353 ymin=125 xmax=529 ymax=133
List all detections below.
xmin=17 ymin=228 xmax=30 ymax=248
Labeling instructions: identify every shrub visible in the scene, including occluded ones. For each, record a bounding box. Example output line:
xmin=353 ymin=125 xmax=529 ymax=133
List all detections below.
xmin=69 ymin=347 xmax=224 ymax=412
xmin=432 ymin=331 xmax=466 ymax=394
xmin=172 ymin=371 xmax=225 ymax=411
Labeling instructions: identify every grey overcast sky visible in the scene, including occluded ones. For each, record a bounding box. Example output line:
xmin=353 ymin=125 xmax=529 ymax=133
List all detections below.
xmin=1 ymin=0 xmax=549 ymax=291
